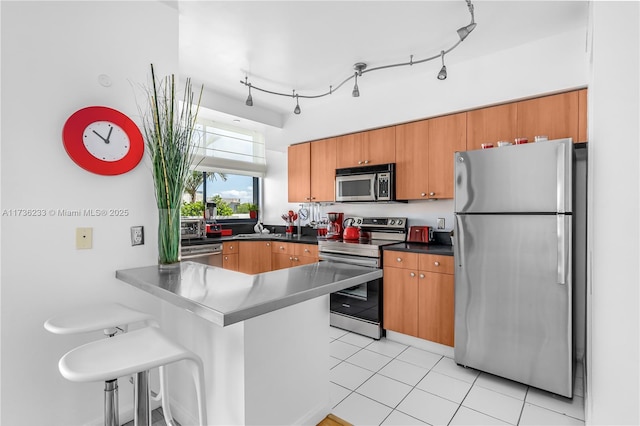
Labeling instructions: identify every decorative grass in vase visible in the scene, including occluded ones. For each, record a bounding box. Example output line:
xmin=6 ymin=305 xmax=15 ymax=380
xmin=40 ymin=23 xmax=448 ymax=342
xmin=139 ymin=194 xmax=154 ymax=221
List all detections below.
xmin=140 ymin=64 xmax=203 ymax=266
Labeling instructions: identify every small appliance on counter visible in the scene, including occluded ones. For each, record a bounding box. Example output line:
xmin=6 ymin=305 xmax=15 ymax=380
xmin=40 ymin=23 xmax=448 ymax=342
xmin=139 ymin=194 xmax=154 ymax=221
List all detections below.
xmin=342 ymin=217 xmax=362 ymax=241
xmin=407 ymin=225 xmax=433 ymax=243
xmin=326 ymin=212 xmax=343 ymax=240
xmin=180 ymin=217 xmax=206 ymax=240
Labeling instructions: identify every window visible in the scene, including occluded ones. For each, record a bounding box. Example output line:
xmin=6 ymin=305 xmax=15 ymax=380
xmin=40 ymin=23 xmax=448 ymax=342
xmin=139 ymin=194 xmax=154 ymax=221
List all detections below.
xmin=191 ymin=119 xmax=267 ymax=177
xmin=183 ymin=116 xmax=265 ymax=221
xmin=203 ymin=172 xmax=259 ymax=221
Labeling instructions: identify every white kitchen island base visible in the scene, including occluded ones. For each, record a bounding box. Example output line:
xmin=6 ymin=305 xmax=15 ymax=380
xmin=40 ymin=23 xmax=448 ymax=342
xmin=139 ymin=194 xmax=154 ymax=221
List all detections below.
xmin=116 ymin=261 xmax=382 ymax=425
xmin=160 ymin=295 xmax=331 ymax=425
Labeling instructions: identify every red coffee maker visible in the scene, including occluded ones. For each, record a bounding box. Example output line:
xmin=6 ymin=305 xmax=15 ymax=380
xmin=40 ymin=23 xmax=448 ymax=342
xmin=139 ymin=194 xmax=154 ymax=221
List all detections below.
xmin=326 ymin=212 xmax=343 ymax=240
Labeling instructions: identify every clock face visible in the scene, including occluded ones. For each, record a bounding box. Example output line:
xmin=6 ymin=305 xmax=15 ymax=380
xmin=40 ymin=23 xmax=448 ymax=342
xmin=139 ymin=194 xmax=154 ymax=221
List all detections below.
xmin=63 ymin=106 xmax=144 ymax=175
xmin=82 ymin=121 xmax=130 ymax=162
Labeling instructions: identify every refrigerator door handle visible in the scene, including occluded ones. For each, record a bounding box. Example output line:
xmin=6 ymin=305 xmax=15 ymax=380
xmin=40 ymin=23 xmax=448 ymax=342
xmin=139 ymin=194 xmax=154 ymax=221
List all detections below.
xmin=557 ymin=216 xmax=567 ymax=285
xmin=556 ymin=144 xmax=566 ymax=213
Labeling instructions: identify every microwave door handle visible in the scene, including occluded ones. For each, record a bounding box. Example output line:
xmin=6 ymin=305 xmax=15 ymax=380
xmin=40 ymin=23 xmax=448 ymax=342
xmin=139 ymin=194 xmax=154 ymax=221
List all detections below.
xmin=373 ymin=174 xmax=378 ymax=200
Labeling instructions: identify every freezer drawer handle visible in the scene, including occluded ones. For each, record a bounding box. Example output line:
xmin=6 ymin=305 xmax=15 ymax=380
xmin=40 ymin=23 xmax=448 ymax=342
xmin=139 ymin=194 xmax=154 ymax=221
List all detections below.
xmin=557 ymin=216 xmax=568 ymax=285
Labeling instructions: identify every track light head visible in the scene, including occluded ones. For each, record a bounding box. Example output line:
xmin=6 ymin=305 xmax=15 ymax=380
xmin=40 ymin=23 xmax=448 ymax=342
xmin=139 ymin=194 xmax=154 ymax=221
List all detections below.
xmin=294 ymin=94 xmax=301 ymax=115
xmin=438 ymin=65 xmax=447 ymax=80
xmin=438 ymin=51 xmax=447 ymax=80
xmin=352 ymin=73 xmax=360 ymax=97
xmin=244 ymin=79 xmax=253 ymax=106
xmin=457 ymin=22 xmax=477 ymax=41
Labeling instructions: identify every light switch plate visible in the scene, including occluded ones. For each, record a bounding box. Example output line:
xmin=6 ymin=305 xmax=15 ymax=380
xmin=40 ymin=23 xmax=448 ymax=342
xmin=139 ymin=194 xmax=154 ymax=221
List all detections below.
xmin=437 ymin=218 xmax=446 ymax=229
xmin=130 ymin=226 xmax=144 ymax=246
xmin=76 ymin=227 xmax=93 ymax=249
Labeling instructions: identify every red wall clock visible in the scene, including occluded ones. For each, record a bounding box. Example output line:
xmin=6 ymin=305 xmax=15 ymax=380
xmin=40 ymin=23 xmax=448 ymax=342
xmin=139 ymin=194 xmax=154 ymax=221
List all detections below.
xmin=62 ymin=106 xmax=144 ymax=175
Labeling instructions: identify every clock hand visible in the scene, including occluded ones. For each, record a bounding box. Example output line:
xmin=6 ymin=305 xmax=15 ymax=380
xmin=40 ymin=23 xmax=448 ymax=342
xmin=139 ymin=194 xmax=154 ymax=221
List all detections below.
xmin=92 ymin=129 xmax=110 ymax=144
xmin=105 ymin=126 xmax=114 ymax=143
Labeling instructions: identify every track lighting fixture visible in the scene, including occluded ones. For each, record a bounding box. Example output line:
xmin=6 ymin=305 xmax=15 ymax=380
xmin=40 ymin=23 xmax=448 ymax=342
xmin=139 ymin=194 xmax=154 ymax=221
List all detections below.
xmin=352 ymin=63 xmax=366 ymax=97
xmin=293 ymin=92 xmax=301 ymax=115
xmin=438 ymin=51 xmax=447 ymax=80
xmin=245 ymin=77 xmax=253 ymax=106
xmin=240 ymin=0 xmax=476 ymax=114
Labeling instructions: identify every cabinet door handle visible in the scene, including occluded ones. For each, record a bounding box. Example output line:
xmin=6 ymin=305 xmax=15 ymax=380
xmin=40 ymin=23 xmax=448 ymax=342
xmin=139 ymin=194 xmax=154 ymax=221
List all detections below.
xmin=429 ymin=192 xmax=435 ymax=197
xmin=410 ymin=272 xmax=416 ymax=277
xmin=420 ymin=192 xmax=426 ymax=197
xmin=229 ymin=245 xmax=233 ymax=250
xmin=280 ymin=246 xmax=285 ymax=250
xmin=266 ymin=243 xmax=270 ymax=247
xmin=358 ymin=160 xmax=363 ymax=165
xmin=289 ymin=256 xmax=294 ymax=261
xmin=364 ymin=160 xmax=369 ymax=164
xmin=224 ymin=256 xmax=228 ymax=260
xmin=294 ymin=257 xmax=299 ymax=261
xmin=434 ymin=261 xmax=440 ymax=266
xmin=304 ymin=249 xmax=310 ymax=253
xmin=419 ymin=273 xmax=425 ymax=279
xmin=396 ymin=257 xmax=402 ymax=262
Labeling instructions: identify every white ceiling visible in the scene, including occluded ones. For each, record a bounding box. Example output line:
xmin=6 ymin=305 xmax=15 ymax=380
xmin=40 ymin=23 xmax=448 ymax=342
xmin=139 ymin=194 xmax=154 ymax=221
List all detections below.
xmin=178 ymin=1 xmax=589 ymax=119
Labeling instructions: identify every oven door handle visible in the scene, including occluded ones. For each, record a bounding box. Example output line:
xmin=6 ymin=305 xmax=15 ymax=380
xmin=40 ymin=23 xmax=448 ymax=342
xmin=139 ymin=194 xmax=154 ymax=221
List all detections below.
xmin=319 ymin=253 xmax=379 ymax=268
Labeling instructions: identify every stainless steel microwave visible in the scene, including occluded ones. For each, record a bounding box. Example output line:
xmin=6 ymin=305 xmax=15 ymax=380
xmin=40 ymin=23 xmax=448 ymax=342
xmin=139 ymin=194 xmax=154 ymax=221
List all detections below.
xmin=335 ymin=163 xmax=396 ymax=202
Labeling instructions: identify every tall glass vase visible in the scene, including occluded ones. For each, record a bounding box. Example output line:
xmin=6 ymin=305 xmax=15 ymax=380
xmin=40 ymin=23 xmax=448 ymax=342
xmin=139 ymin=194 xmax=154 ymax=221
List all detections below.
xmin=158 ymin=208 xmax=181 ymax=267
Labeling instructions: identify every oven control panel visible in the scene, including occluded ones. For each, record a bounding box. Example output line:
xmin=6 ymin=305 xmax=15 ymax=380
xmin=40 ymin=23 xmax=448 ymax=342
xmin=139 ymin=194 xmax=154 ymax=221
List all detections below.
xmin=361 ymin=217 xmax=407 ymax=229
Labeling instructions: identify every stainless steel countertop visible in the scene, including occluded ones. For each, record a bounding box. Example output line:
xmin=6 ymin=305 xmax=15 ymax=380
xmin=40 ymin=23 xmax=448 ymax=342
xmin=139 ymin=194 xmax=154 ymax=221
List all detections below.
xmin=115 ymin=261 xmax=382 ymax=327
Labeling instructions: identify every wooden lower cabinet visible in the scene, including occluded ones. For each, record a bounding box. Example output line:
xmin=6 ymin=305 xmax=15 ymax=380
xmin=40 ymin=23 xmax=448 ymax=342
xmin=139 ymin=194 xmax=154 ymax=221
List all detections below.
xmin=417 ymin=271 xmax=454 ymax=346
xmin=271 ymin=242 xmax=318 ymax=270
xmin=222 ymin=242 xmax=239 ymax=271
xmin=239 ymin=241 xmax=272 ymax=274
xmin=383 ymin=265 xmax=419 ymax=336
xmin=383 ymin=251 xmax=455 ymax=347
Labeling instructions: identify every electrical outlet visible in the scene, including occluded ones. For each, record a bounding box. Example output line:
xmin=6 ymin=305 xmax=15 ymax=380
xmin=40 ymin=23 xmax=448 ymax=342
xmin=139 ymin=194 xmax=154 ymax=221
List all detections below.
xmin=437 ymin=218 xmax=446 ymax=229
xmin=76 ymin=227 xmax=93 ymax=249
xmin=131 ymin=226 xmax=144 ymax=246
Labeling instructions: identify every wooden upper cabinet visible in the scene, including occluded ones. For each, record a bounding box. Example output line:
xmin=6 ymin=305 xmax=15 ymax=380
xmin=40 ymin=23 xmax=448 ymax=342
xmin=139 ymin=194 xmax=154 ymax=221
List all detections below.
xmin=335 ymin=133 xmax=364 ymax=169
xmin=288 ymin=139 xmax=336 ymax=202
xmin=363 ymin=126 xmax=395 ymax=166
xmin=428 ymin=112 xmax=466 ymax=199
xmin=335 ymin=127 xmax=395 ymax=168
xmin=287 ymin=143 xmax=311 ymax=202
xmin=516 ymin=91 xmax=580 ymax=143
xmin=310 ymin=138 xmax=336 ymax=202
xmin=466 ymin=103 xmax=517 ymax=151
xmin=395 ymin=120 xmax=430 ymax=200
xmin=578 ymin=88 xmax=588 ymax=143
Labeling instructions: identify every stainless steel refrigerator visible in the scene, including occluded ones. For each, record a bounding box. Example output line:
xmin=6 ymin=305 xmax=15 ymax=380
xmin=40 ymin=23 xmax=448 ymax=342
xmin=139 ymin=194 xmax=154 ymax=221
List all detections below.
xmin=453 ymin=138 xmax=584 ymax=398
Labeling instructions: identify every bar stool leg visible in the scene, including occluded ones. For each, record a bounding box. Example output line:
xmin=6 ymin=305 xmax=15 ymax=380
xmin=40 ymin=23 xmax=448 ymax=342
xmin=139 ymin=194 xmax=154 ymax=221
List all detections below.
xmin=104 ymin=379 xmax=118 ymax=426
xmin=134 ymin=371 xmax=151 ymax=426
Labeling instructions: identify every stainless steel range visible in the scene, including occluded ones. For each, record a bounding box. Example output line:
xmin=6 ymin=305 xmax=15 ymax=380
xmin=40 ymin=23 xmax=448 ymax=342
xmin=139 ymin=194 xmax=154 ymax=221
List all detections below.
xmin=319 ymin=217 xmax=407 ymax=339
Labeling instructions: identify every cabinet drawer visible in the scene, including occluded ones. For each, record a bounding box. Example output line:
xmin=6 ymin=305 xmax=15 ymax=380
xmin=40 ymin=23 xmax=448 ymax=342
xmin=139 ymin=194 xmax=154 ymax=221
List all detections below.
xmin=222 ymin=253 xmax=238 ymax=271
xmin=272 ymin=242 xmax=294 ymax=255
xmin=295 ymin=243 xmax=318 ymax=259
xmin=418 ymin=254 xmax=454 ymax=274
xmin=383 ymin=251 xmax=418 ymax=270
xmin=223 ymin=242 xmax=238 ymax=254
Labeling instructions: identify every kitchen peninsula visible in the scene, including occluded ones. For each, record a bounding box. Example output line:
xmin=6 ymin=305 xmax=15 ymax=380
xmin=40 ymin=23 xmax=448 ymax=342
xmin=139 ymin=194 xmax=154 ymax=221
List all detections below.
xmin=116 ymin=261 xmax=382 ymax=425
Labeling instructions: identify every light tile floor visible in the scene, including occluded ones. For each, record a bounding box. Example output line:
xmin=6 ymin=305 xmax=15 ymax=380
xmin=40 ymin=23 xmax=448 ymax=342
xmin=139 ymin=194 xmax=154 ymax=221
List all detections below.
xmin=329 ymin=326 xmax=585 ymax=426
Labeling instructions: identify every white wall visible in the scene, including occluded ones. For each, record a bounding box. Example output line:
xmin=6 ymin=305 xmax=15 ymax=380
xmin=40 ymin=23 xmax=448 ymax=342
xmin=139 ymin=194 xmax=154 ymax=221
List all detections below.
xmin=262 ymin=27 xmax=588 ymax=231
xmin=1 ymin=1 xmax=178 ymax=424
xmin=587 ymin=2 xmax=639 ymax=424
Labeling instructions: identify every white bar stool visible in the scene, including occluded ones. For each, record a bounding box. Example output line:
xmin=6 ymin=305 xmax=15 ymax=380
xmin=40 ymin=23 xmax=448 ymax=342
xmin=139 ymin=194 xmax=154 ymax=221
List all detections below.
xmin=58 ymin=327 xmax=207 ymax=426
xmin=44 ymin=303 xmax=176 ymax=426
